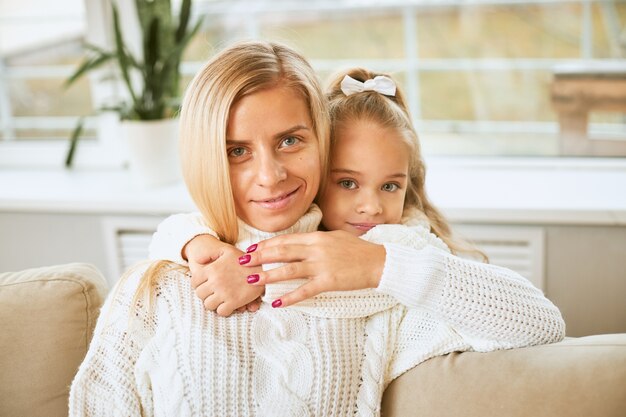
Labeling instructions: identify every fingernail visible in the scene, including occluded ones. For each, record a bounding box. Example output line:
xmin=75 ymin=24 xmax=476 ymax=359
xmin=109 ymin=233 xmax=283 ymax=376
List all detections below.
xmin=246 ymin=244 xmax=257 ymax=253
xmin=247 ymin=274 xmax=259 ymax=284
xmin=238 ymin=254 xmax=251 ymax=265
xmin=272 ymin=299 xmax=282 ymax=308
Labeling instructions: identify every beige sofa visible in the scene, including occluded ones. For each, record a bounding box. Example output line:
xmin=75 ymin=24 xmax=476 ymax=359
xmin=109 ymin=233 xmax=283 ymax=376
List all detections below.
xmin=1 ymin=263 xmax=625 ymax=417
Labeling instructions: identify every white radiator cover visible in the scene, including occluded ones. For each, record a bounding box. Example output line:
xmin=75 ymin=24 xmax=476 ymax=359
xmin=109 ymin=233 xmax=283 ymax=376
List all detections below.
xmin=454 ymin=225 xmax=545 ymax=291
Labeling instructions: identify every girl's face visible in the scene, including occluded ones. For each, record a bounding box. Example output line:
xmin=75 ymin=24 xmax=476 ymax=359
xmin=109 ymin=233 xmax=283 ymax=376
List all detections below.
xmin=319 ymin=119 xmax=409 ymax=236
xmin=226 ymin=85 xmax=321 ymax=232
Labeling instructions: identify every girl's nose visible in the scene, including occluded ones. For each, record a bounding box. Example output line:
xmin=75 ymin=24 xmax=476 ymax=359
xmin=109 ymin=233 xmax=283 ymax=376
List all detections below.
xmin=255 ymin=152 xmax=287 ymax=187
xmin=356 ymin=191 xmax=383 ymax=216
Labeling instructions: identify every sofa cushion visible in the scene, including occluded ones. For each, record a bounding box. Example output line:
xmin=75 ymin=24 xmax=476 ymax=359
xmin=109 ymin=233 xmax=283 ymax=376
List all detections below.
xmin=0 ymin=263 xmax=108 ymax=417
xmin=381 ymin=333 xmax=626 ymax=417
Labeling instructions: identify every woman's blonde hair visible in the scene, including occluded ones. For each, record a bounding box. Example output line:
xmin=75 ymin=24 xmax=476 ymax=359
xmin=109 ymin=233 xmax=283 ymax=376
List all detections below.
xmin=136 ymin=41 xmax=330 ymax=307
xmin=326 ymin=68 xmax=486 ymax=261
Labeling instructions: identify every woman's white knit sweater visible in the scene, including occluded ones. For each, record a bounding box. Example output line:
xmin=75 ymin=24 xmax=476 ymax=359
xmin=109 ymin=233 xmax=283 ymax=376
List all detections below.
xmin=69 ymin=206 xmax=565 ymax=417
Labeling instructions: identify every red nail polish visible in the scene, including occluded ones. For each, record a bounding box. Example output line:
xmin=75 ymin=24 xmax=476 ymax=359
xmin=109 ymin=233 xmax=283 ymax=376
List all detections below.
xmin=246 ymin=244 xmax=258 ymax=253
xmin=247 ymin=274 xmax=259 ymax=284
xmin=238 ymin=254 xmax=251 ymax=265
xmin=272 ymin=299 xmax=282 ymax=308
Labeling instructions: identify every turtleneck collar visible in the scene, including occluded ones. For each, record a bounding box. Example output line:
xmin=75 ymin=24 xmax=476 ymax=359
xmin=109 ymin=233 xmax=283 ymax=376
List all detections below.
xmin=235 ymin=204 xmax=322 ymax=251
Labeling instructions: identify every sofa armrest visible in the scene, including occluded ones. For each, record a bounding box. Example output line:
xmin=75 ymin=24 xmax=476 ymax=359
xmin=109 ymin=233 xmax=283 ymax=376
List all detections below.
xmin=0 ymin=263 xmax=108 ymax=417
xmin=382 ymin=334 xmax=626 ymax=417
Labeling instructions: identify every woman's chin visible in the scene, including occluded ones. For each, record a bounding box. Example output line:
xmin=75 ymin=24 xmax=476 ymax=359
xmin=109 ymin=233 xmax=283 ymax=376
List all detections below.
xmin=247 ymin=212 xmax=305 ymax=233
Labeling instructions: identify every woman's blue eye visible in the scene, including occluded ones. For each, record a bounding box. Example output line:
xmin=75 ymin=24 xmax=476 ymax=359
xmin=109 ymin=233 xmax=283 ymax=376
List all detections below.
xmin=228 ymin=147 xmax=246 ymax=157
xmin=339 ymin=180 xmax=357 ymax=189
xmin=280 ymin=136 xmax=300 ymax=147
xmin=382 ymin=183 xmax=399 ymax=192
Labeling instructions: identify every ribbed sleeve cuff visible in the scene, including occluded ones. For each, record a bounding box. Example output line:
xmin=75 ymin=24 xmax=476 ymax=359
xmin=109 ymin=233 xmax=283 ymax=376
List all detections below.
xmin=376 ymin=243 xmax=449 ymax=310
xmin=148 ymin=213 xmax=218 ymax=266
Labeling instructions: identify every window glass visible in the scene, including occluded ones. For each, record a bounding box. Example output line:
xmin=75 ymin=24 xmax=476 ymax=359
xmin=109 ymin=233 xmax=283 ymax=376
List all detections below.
xmin=0 ymin=0 xmax=91 ymax=143
xmin=260 ymin=10 xmax=405 ymax=60
xmin=416 ymin=4 xmax=582 ymax=59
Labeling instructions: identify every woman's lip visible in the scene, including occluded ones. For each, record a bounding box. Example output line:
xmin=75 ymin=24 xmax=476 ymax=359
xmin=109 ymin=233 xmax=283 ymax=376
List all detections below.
xmin=253 ymin=187 xmax=300 ymax=210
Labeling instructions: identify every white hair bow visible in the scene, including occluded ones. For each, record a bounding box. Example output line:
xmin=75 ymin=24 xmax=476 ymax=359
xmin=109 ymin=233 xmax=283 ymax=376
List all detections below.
xmin=340 ymin=75 xmax=396 ymax=97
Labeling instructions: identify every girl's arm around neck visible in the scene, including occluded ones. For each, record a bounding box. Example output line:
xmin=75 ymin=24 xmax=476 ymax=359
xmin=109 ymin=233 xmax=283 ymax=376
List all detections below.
xmin=378 ymin=243 xmax=566 ymax=350
xmin=148 ymin=212 xmax=264 ymax=316
xmin=149 ymin=212 xmax=220 ymax=265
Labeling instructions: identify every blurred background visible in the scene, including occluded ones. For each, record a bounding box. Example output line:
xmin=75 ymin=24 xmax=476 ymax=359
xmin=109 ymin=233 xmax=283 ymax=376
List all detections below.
xmin=0 ymin=0 xmax=625 ymax=162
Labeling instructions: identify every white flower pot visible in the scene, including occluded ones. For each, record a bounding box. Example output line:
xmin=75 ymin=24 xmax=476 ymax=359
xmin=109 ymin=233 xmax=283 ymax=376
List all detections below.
xmin=123 ymin=118 xmax=181 ymax=187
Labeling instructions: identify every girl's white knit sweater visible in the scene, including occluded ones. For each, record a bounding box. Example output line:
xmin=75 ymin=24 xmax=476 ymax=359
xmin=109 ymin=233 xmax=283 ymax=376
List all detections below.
xmin=69 ymin=206 xmax=565 ymax=417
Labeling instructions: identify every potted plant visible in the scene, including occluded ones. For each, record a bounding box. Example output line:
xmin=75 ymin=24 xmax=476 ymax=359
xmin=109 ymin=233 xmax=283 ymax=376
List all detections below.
xmin=65 ymin=0 xmax=202 ymax=187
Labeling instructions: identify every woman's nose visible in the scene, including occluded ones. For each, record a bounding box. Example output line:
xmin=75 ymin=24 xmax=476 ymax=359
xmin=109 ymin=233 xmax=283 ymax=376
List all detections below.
xmin=255 ymin=152 xmax=287 ymax=186
xmin=356 ymin=191 xmax=383 ymax=215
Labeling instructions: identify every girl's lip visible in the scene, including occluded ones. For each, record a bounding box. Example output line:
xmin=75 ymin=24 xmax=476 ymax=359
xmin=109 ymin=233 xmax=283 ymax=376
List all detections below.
xmin=348 ymin=222 xmax=380 ymax=231
xmin=253 ymin=187 xmax=300 ymax=210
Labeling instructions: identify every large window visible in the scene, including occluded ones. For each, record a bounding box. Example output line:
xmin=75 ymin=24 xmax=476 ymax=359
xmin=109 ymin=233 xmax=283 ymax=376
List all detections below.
xmin=1 ymin=0 xmax=625 ymax=168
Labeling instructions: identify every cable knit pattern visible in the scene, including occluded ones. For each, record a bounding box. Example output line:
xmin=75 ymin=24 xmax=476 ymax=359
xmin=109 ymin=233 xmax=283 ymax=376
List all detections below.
xmin=70 ymin=205 xmax=566 ymax=416
xmin=253 ymin=307 xmax=313 ymax=416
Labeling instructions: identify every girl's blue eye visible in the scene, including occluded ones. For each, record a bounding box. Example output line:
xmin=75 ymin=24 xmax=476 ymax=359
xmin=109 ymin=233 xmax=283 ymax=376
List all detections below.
xmin=339 ymin=180 xmax=357 ymax=189
xmin=228 ymin=147 xmax=246 ymax=157
xmin=280 ymin=136 xmax=300 ymax=147
xmin=381 ymin=183 xmax=399 ymax=192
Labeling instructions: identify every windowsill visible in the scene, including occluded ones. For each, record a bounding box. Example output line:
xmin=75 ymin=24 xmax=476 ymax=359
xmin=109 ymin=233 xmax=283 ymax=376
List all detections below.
xmin=1 ymin=156 xmax=625 ymax=225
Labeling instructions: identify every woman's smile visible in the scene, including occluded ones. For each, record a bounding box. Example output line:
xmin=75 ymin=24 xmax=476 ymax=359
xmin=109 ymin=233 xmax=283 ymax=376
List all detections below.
xmin=252 ymin=186 xmax=301 ymax=210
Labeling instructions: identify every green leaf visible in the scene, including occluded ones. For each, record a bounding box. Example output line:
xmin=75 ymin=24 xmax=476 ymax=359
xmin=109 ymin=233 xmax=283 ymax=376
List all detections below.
xmin=175 ymin=0 xmax=191 ymax=43
xmin=65 ymin=118 xmax=85 ymax=168
xmin=145 ymin=17 xmax=160 ymax=74
xmin=64 ymin=52 xmax=114 ymax=88
xmin=164 ymin=18 xmax=202 ymax=69
xmin=84 ymin=43 xmax=113 ymax=55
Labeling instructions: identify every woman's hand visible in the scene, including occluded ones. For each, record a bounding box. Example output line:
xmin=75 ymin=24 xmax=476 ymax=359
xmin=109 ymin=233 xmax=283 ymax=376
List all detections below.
xmin=240 ymin=230 xmax=386 ymax=308
xmin=185 ymin=234 xmax=264 ymax=316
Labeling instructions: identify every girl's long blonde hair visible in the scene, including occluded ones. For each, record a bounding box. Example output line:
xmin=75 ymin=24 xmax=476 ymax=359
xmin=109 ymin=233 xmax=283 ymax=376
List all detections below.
xmin=135 ymin=41 xmax=330 ymax=306
xmin=326 ymin=68 xmax=487 ymax=261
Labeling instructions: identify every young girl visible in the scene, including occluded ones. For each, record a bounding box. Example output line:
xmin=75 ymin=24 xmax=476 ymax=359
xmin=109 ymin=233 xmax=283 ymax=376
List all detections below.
xmin=70 ymin=41 xmax=564 ymax=417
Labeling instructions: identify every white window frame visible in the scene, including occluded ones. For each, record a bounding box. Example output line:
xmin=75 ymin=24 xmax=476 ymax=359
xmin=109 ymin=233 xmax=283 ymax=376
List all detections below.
xmin=0 ymin=0 xmax=140 ymax=168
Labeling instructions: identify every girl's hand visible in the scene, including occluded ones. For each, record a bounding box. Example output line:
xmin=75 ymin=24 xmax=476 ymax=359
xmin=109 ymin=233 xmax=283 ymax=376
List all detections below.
xmin=185 ymin=235 xmax=264 ymax=316
xmin=240 ymin=230 xmax=386 ymax=308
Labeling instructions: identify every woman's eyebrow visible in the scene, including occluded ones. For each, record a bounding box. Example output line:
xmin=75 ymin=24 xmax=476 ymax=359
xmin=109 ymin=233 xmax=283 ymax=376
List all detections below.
xmin=273 ymin=124 xmax=310 ymax=139
xmin=226 ymin=125 xmax=310 ymax=144
xmin=225 ymin=138 xmax=250 ymax=145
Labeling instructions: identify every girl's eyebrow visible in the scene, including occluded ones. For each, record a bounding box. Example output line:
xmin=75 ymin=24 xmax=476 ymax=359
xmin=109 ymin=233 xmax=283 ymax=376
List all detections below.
xmin=331 ymin=168 xmax=360 ymax=175
xmin=387 ymin=173 xmax=408 ymax=179
xmin=331 ymin=168 xmax=407 ymax=179
xmin=226 ymin=125 xmax=310 ymax=145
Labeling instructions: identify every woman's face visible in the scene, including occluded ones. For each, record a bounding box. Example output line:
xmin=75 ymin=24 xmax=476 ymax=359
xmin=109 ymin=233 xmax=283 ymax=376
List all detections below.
xmin=226 ymin=85 xmax=321 ymax=232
